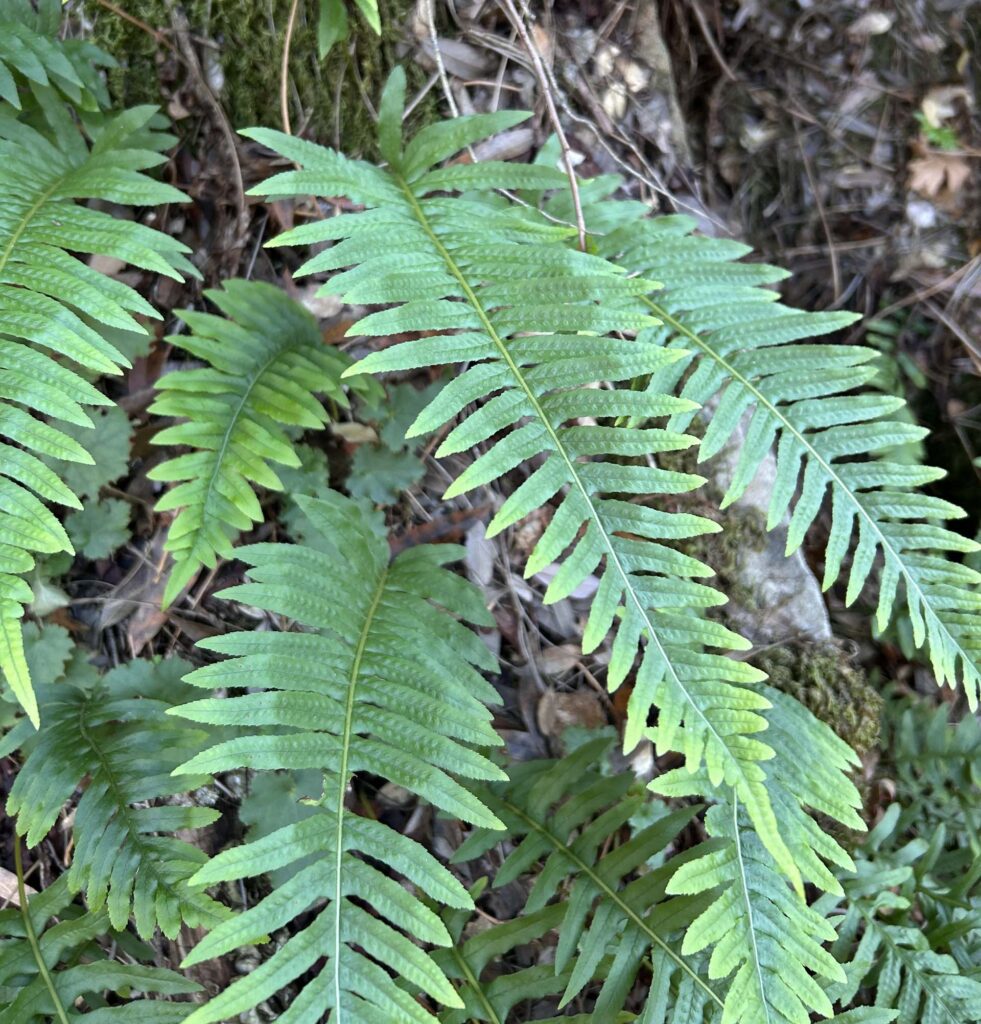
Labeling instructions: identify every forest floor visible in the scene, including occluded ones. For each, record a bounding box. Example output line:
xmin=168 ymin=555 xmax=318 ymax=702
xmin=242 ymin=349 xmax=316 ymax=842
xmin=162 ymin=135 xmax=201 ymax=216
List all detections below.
xmin=7 ymin=0 xmax=979 ymax=1016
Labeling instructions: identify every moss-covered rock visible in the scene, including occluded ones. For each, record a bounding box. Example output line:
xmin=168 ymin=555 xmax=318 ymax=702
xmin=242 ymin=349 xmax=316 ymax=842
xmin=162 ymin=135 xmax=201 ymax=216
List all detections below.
xmin=86 ymin=0 xmax=432 ymax=152
xmin=754 ymin=642 xmax=882 ymax=759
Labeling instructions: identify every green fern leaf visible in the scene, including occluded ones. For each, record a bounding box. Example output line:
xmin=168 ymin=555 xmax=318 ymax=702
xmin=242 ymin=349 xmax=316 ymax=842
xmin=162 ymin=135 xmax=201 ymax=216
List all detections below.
xmin=454 ymin=736 xmax=725 ymax=1023
xmin=0 ymin=21 xmax=193 ymax=721
xmin=434 ymin=889 xmax=570 ymax=1023
xmin=0 ymin=0 xmax=106 ymax=112
xmin=245 ymin=69 xmax=807 ymax=892
xmin=3 ymin=654 xmax=225 ymax=940
xmin=584 ymin=210 xmax=980 ymax=705
xmin=0 ymin=874 xmax=199 ymax=1022
xmin=655 ymin=687 xmax=865 ymax=1023
xmin=148 ymin=279 xmax=371 ymax=606
xmin=884 ymin=697 xmax=981 ymax=841
xmin=171 ymin=490 xmax=505 ymax=1022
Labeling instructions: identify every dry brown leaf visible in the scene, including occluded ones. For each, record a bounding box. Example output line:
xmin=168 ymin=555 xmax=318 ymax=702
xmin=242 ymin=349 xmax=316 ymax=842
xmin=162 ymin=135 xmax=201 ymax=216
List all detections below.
xmin=908 ymin=152 xmax=971 ymax=198
xmin=537 ymin=689 xmax=606 ymax=740
xmin=0 ymin=866 xmax=36 ymax=907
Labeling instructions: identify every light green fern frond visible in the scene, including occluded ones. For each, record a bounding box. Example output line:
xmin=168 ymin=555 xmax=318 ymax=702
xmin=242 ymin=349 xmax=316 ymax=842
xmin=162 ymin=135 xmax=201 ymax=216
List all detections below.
xmin=1 ymin=656 xmax=224 ymax=940
xmin=245 ymin=68 xmax=812 ymax=892
xmin=0 ymin=873 xmax=198 ymax=1022
xmin=656 ymin=687 xmax=866 ymax=1023
xmin=171 ymin=490 xmax=505 ymax=1023
xmin=148 ymin=279 xmax=372 ymax=606
xmin=584 ymin=211 xmax=980 ymax=704
xmin=0 ymin=29 xmax=192 ymax=722
xmin=454 ymin=737 xmax=724 ymax=1023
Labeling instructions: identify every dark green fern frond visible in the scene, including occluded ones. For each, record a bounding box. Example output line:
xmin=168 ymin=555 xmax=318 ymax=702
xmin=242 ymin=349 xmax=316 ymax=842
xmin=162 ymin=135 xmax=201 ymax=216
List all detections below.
xmin=171 ymin=490 xmax=504 ymax=1023
xmin=1 ymin=655 xmax=224 ymax=940
xmin=655 ymin=687 xmax=865 ymax=1023
xmin=883 ymin=697 xmax=981 ymax=843
xmin=148 ymin=280 xmax=373 ymax=606
xmin=585 ymin=211 xmax=980 ymax=705
xmin=0 ymin=0 xmax=110 ymax=113
xmin=827 ymin=804 xmax=981 ymax=1023
xmin=454 ymin=737 xmax=724 ymax=1023
xmin=434 ymin=889 xmax=569 ymax=1023
xmin=0 ymin=67 xmax=192 ymax=723
xmin=245 ymin=68 xmax=811 ymax=892
xmin=0 ymin=874 xmax=199 ymax=1022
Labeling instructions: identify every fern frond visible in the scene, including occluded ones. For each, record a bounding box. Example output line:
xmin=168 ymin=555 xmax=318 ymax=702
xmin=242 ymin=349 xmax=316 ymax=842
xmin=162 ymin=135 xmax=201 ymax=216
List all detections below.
xmin=0 ymin=874 xmax=199 ymax=1022
xmin=148 ymin=280 xmax=372 ymax=606
xmin=2 ymin=656 xmax=224 ymax=939
xmin=655 ymin=687 xmax=865 ymax=1023
xmin=0 ymin=0 xmax=109 ymax=112
xmin=454 ymin=736 xmax=725 ymax=1023
xmin=434 ymin=888 xmax=570 ymax=1023
xmin=245 ymin=68 xmax=811 ymax=891
xmin=884 ymin=697 xmax=981 ymax=841
xmin=0 ymin=46 xmax=192 ymax=721
xmin=171 ymin=490 xmax=504 ymax=1023
xmin=587 ymin=212 xmax=981 ymax=704
xmin=828 ymin=804 xmax=981 ymax=1023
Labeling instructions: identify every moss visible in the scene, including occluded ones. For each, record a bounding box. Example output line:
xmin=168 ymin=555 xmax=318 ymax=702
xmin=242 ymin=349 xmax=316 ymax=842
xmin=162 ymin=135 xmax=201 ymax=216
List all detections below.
xmin=86 ymin=0 xmax=434 ymax=153
xmin=753 ymin=642 xmax=882 ymax=759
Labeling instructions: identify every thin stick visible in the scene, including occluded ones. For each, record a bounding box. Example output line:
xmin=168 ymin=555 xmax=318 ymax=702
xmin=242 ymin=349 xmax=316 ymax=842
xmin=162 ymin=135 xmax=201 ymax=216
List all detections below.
xmin=689 ymin=0 xmax=737 ymax=83
xmin=794 ymin=119 xmax=841 ymax=300
xmin=280 ymin=0 xmax=301 ymax=134
xmin=498 ymin=0 xmax=587 ymax=251
xmin=94 ymin=0 xmax=174 ymax=50
xmin=425 ymin=0 xmax=460 ymax=118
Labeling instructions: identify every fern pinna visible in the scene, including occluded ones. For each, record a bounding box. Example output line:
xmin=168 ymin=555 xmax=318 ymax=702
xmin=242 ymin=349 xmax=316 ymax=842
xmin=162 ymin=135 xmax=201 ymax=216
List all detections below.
xmin=149 ymin=279 xmax=374 ymax=606
xmin=563 ymin=195 xmax=981 ymax=704
xmin=243 ymin=68 xmax=830 ymax=903
xmin=171 ymin=491 xmax=505 ymax=1022
xmin=0 ymin=4 xmax=192 ymax=724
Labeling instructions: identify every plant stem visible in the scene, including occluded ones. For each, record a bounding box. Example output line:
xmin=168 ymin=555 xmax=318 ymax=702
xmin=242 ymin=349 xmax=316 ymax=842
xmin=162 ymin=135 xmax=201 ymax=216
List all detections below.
xmin=14 ymin=842 xmax=70 ymax=1024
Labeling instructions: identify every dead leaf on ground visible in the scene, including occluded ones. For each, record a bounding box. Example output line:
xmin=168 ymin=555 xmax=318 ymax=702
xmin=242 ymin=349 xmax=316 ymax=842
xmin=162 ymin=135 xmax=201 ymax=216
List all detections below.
xmin=908 ymin=150 xmax=971 ymax=200
xmin=0 ymin=867 xmax=36 ymax=907
xmin=537 ymin=689 xmax=607 ymax=744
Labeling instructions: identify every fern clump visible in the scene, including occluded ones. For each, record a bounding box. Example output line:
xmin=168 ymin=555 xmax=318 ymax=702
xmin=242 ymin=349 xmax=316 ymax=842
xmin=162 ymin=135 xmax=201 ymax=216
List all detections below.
xmin=242 ymin=68 xmax=832 ymax=896
xmin=148 ymin=279 xmax=375 ymax=605
xmin=170 ymin=490 xmax=505 ymax=1022
xmin=828 ymin=803 xmax=981 ymax=1022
